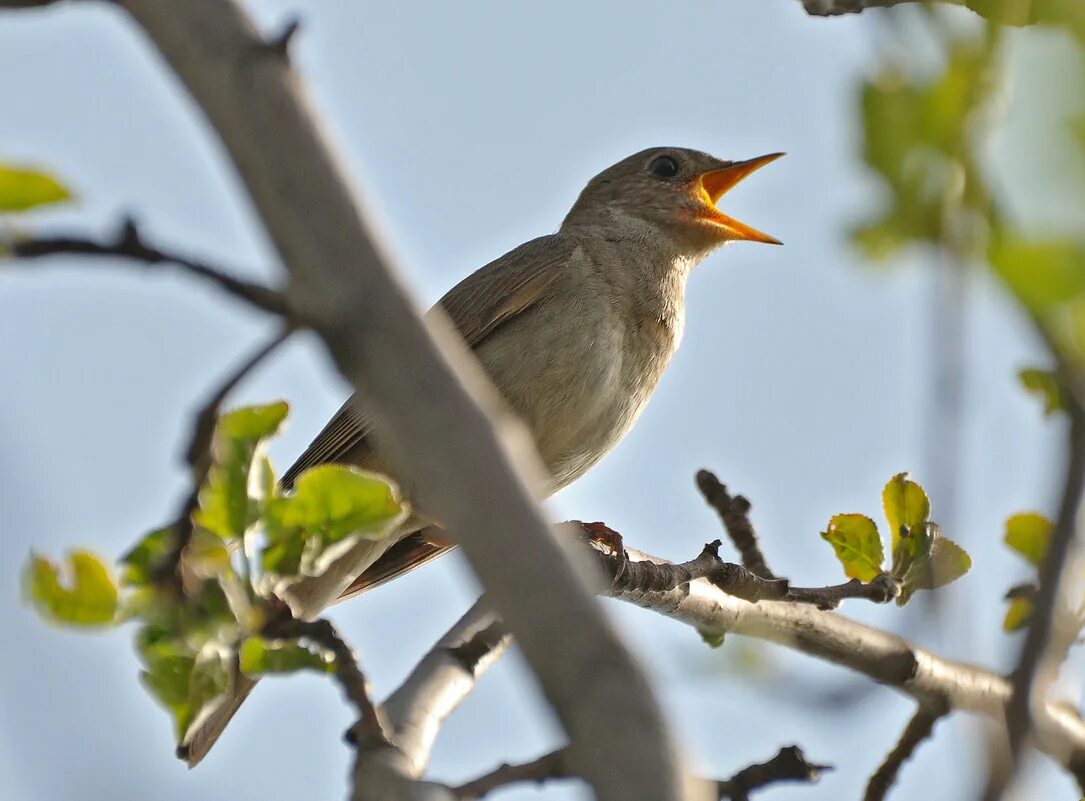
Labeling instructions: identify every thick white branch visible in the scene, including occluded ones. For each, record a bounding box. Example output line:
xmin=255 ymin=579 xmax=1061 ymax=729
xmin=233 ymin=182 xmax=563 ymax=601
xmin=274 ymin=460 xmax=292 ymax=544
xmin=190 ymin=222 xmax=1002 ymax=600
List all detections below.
xmin=614 ymin=548 xmax=1085 ymax=779
xmin=383 ymin=601 xmax=509 ymax=777
xmin=112 ymin=2 xmax=686 ymax=798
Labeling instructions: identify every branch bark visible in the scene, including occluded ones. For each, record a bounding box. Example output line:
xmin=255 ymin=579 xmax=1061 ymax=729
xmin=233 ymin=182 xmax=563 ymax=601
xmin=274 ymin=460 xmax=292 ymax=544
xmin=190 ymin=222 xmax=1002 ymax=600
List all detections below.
xmin=609 ymin=546 xmax=1085 ymax=781
xmin=111 ymin=2 xmax=686 ymax=799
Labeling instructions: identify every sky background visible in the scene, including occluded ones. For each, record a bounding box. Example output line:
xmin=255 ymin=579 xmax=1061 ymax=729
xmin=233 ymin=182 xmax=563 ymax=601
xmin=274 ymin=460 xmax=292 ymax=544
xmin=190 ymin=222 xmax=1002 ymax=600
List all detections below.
xmin=0 ymin=1 xmax=1082 ymax=799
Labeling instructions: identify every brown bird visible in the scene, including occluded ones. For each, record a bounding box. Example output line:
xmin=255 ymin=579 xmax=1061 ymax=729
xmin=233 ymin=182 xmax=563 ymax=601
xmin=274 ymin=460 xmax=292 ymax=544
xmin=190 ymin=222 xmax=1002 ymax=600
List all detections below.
xmin=182 ymin=146 xmax=782 ymax=765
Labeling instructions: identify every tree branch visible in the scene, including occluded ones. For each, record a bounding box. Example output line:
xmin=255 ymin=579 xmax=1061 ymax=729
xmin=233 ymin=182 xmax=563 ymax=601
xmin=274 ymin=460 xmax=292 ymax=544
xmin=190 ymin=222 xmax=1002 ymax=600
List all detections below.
xmin=261 ymin=612 xmax=391 ymax=749
xmin=11 ymin=219 xmax=289 ymax=315
xmin=112 ymin=2 xmax=685 ymax=798
xmin=990 ymin=399 xmax=1085 ymax=798
xmin=449 ymin=744 xmax=829 ymax=800
xmin=800 ymin=0 xmax=964 ymax=15
xmin=153 ymin=326 xmax=291 ymax=592
xmin=696 ymin=470 xmax=775 ymax=580
xmin=715 ymin=745 xmax=831 ymax=801
xmin=607 ymin=544 xmax=1085 ymax=781
xmin=864 ymin=702 xmax=948 ymax=801
xmin=381 ymin=601 xmax=510 ymax=777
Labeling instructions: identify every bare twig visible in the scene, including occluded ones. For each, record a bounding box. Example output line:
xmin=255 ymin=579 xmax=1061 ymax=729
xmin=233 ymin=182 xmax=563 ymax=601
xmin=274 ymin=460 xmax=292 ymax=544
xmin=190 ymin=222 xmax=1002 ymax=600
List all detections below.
xmin=262 ymin=612 xmax=391 ymax=749
xmin=452 ymin=748 xmax=571 ymax=800
xmin=590 ymin=535 xmax=900 ymax=609
xmin=450 ymin=744 xmax=828 ymax=801
xmin=992 ymin=400 xmax=1085 ymax=798
xmin=152 ymin=326 xmax=292 ymax=590
xmin=12 ymin=219 xmax=289 ymax=315
xmin=696 ymin=469 xmax=775 ymax=579
xmin=801 ymin=0 xmax=964 ymax=15
xmin=716 ymin=745 xmax=830 ymax=801
xmin=864 ymin=702 xmax=948 ymax=801
xmin=115 ymin=3 xmax=685 ymax=798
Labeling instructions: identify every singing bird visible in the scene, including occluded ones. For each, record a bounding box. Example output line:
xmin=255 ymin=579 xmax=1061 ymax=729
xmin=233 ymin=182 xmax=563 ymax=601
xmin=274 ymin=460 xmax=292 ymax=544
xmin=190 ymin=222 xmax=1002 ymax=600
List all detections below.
xmin=182 ymin=146 xmax=782 ymax=765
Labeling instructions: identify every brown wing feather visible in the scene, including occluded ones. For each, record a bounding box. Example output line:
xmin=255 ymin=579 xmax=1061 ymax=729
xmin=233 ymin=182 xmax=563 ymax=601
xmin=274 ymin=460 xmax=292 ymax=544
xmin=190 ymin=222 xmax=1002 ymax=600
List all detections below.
xmin=333 ymin=530 xmax=455 ymax=603
xmin=279 ymin=234 xmax=574 ymax=593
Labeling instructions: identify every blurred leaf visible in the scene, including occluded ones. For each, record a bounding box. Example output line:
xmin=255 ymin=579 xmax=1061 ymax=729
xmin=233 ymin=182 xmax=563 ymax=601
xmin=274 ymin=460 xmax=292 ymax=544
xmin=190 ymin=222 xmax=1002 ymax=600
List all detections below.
xmin=821 ymin=514 xmax=885 ymax=582
xmin=196 ymin=402 xmax=289 ymax=540
xmin=238 ymin=636 xmax=334 ymax=676
xmin=989 ymin=236 xmax=1085 ymax=315
xmin=1003 ymin=596 xmax=1033 ymax=631
xmin=1002 ymin=584 xmax=1037 ymax=632
xmin=1004 ymin=512 xmax=1053 ymax=566
xmin=1018 ymin=368 xmax=1065 ymax=416
xmin=137 ymin=625 xmax=197 ymax=739
xmin=121 ymin=527 xmax=172 ymax=586
xmin=965 ymin=0 xmax=1040 ymax=25
xmin=883 ymin=473 xmax=931 ymax=553
xmin=217 ymin=402 xmax=289 ymax=441
xmin=24 ymin=550 xmax=118 ymax=626
xmin=0 ymin=164 xmax=71 ymax=211
xmin=269 ymin=465 xmax=404 ymax=543
xmin=180 ymin=646 xmax=232 ymax=742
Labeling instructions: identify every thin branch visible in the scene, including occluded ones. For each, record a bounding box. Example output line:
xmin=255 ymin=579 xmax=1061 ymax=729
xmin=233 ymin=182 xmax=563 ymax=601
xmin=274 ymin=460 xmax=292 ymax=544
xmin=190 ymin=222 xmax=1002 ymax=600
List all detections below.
xmin=153 ymin=326 xmax=292 ymax=590
xmin=696 ymin=470 xmax=775 ymax=580
xmin=801 ymin=0 xmax=964 ymax=15
xmin=716 ymin=745 xmax=831 ymax=801
xmin=261 ymin=612 xmax=391 ymax=749
xmin=590 ymin=534 xmax=900 ymax=609
xmin=991 ymin=400 xmax=1085 ymax=798
xmin=116 ymin=3 xmax=685 ymax=799
xmin=452 ymin=749 xmax=571 ymax=800
xmin=864 ymin=702 xmax=948 ymax=801
xmin=12 ymin=219 xmax=289 ymax=315
xmin=450 ymin=744 xmax=828 ymax=801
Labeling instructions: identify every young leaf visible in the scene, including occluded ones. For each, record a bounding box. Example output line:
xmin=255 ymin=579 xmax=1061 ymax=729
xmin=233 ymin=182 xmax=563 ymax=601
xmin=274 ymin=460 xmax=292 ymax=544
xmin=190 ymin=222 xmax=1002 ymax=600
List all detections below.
xmin=1004 ymin=512 xmax=1053 ymax=567
xmin=272 ymin=465 xmax=405 ymax=543
xmin=0 ymin=163 xmax=72 ymax=211
xmin=896 ymin=524 xmax=972 ymax=605
xmin=120 ymin=527 xmax=173 ymax=586
xmin=821 ymin=514 xmax=885 ymax=582
xmin=238 ymin=636 xmax=335 ymax=676
xmin=1018 ymin=368 xmax=1064 ymax=416
xmin=883 ymin=473 xmax=931 ymax=553
xmin=24 ymin=550 xmax=118 ymax=626
xmin=1003 ymin=597 xmax=1033 ymax=632
xmin=195 ymin=401 xmax=290 ymax=540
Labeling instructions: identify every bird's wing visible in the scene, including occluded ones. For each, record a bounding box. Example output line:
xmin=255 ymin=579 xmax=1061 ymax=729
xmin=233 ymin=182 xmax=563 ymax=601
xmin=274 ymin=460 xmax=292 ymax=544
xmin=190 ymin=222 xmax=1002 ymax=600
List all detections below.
xmin=333 ymin=530 xmax=452 ymax=603
xmin=280 ymin=233 xmax=573 ymax=490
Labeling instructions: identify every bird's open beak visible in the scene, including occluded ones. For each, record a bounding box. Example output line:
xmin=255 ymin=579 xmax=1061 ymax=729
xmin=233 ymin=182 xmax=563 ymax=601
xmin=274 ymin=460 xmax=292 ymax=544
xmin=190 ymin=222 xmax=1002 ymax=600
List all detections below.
xmin=694 ymin=153 xmax=784 ymax=245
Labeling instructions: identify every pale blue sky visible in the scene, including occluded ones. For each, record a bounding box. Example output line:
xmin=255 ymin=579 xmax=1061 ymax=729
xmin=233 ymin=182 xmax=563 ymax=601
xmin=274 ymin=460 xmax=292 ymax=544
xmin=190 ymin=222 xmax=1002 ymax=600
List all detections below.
xmin=0 ymin=2 xmax=1078 ymax=799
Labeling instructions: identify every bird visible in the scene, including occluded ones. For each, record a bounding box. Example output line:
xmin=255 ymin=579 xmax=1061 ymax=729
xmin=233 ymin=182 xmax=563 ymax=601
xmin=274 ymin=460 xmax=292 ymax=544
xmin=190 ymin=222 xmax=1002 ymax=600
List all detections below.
xmin=181 ymin=145 xmax=782 ymax=766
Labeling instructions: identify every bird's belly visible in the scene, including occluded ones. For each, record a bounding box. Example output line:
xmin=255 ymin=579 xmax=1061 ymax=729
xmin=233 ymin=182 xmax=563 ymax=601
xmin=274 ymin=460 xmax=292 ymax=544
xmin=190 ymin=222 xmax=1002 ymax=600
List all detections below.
xmin=476 ymin=302 xmax=673 ymax=492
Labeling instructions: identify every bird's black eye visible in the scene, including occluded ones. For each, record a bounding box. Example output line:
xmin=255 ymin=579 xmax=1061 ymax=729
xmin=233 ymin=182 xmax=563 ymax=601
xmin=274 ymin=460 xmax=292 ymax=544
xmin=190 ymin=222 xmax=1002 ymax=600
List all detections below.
xmin=648 ymin=155 xmax=679 ymax=179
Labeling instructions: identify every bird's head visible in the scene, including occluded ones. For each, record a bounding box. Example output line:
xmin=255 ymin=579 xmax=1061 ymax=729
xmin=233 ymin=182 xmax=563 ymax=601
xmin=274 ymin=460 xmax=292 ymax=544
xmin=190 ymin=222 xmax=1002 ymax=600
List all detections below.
xmin=562 ymin=147 xmax=782 ymax=254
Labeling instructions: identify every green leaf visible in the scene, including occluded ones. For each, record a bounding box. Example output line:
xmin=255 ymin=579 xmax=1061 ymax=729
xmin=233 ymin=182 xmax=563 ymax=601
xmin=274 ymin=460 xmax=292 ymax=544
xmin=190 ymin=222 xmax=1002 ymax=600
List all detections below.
xmin=0 ymin=164 xmax=71 ymax=212
xmin=883 ymin=473 xmax=931 ymax=553
xmin=24 ymin=550 xmax=118 ymax=626
xmin=121 ymin=527 xmax=173 ymax=586
xmin=238 ymin=636 xmax=335 ymax=676
xmin=896 ymin=524 xmax=972 ymax=605
xmin=217 ymin=401 xmax=289 ymax=441
xmin=271 ymin=465 xmax=404 ymax=543
xmin=989 ymin=236 xmax=1085 ymax=316
xmin=1004 ymin=512 xmax=1053 ymax=567
xmin=1002 ymin=585 xmax=1036 ymax=632
xmin=1018 ymin=368 xmax=1064 ymax=416
xmin=195 ymin=401 xmax=289 ymax=540
xmin=821 ymin=514 xmax=885 ymax=582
